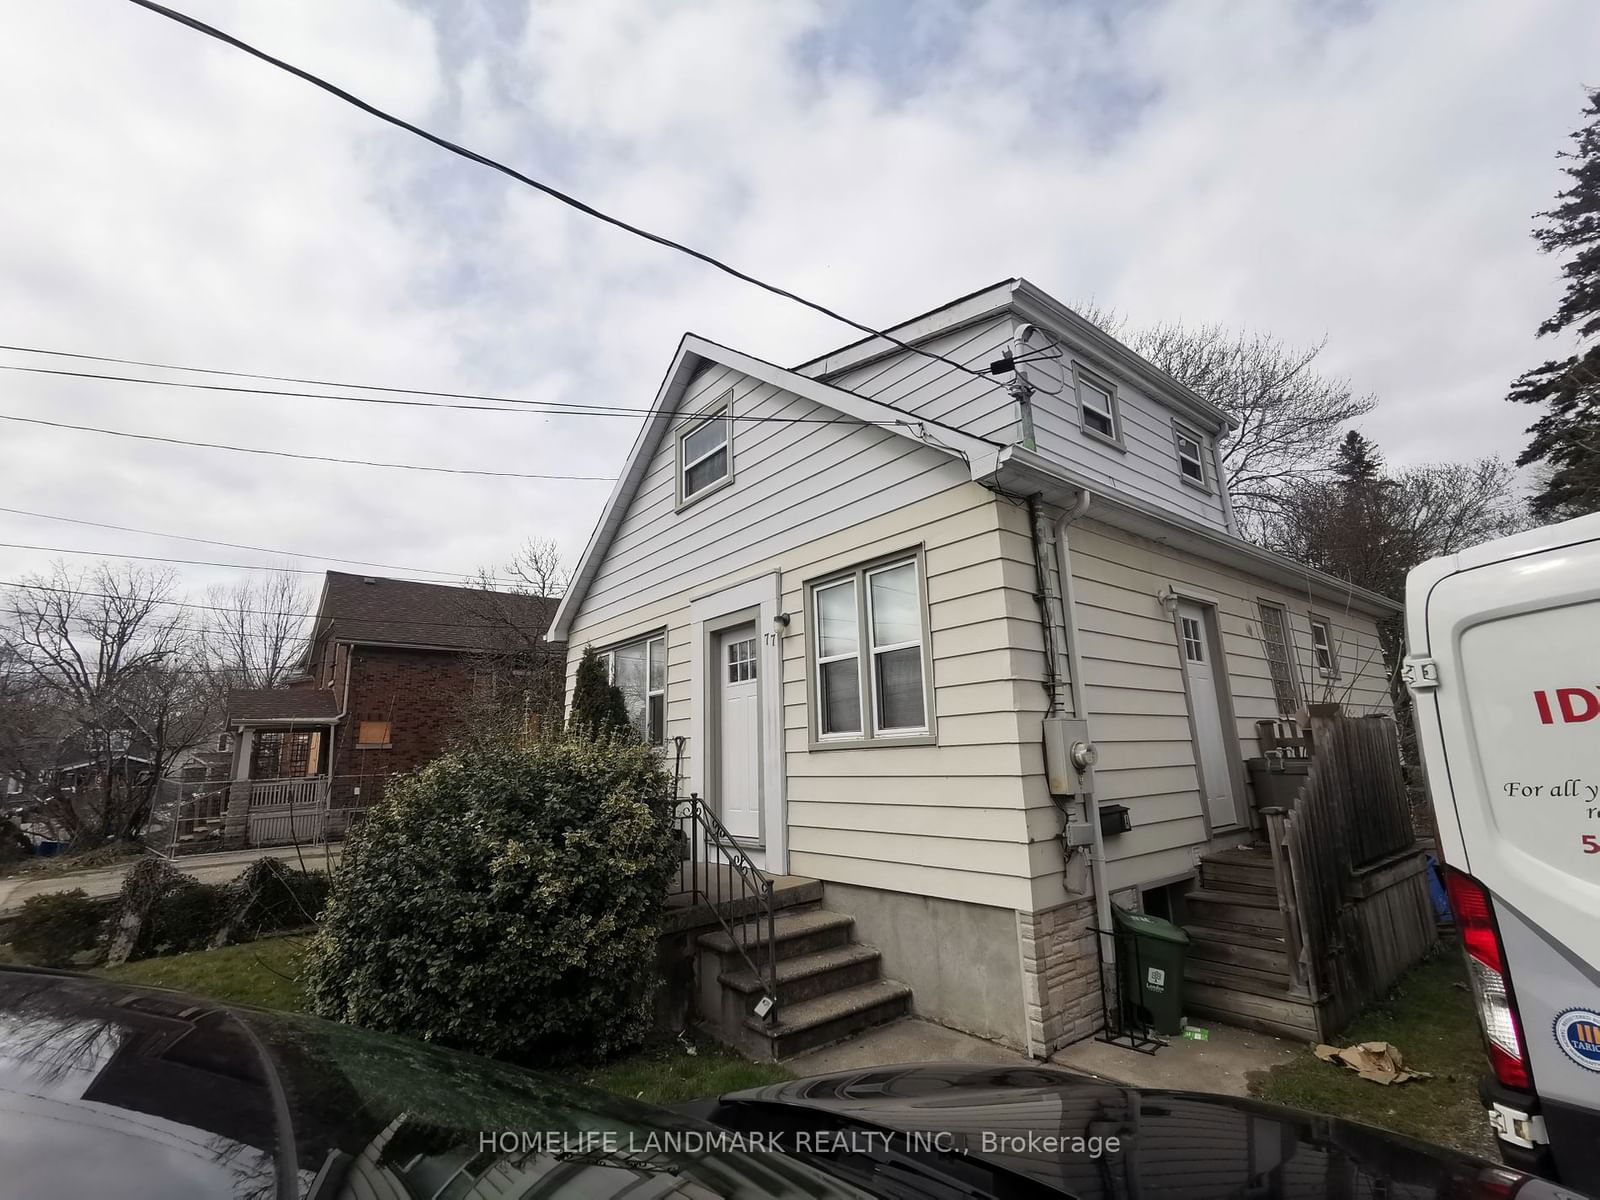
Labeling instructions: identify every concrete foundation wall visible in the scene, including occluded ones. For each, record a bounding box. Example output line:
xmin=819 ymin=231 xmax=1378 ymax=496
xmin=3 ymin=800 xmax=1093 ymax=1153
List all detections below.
xmin=822 ymin=880 xmax=1028 ymax=1048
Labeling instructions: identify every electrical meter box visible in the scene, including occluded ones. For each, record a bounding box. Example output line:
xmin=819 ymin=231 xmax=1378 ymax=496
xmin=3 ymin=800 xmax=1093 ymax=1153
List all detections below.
xmin=1042 ymin=716 xmax=1094 ymax=796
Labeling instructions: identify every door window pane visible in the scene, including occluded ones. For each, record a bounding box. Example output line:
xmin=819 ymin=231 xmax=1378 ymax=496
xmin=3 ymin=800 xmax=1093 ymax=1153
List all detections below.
xmin=727 ymin=637 xmax=756 ymax=683
xmin=875 ymin=646 xmax=925 ymax=730
xmin=816 ymin=580 xmax=858 ymax=657
xmin=820 ymin=658 xmax=861 ymax=735
xmin=1181 ymin=617 xmax=1204 ymax=662
xmin=868 ymin=563 xmax=920 ymax=647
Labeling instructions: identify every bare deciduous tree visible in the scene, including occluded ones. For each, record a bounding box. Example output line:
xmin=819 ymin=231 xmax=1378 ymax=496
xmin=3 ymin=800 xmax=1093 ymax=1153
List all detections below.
xmin=1077 ymin=305 xmax=1376 ymax=535
xmin=201 ymin=571 xmax=312 ymax=690
xmin=0 ymin=564 xmax=216 ymax=841
xmin=457 ymin=538 xmax=569 ymax=747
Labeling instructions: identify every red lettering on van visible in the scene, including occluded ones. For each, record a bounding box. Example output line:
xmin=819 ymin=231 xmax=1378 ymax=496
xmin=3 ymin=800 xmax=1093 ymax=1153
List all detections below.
xmin=1537 ymin=687 xmax=1600 ymax=723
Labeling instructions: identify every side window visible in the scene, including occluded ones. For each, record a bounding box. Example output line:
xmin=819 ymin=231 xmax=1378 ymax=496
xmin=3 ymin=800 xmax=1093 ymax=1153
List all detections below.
xmin=1073 ymin=364 xmax=1122 ymax=447
xmin=1174 ymin=422 xmax=1209 ymax=489
xmin=1309 ymin=617 xmax=1340 ymax=679
xmin=807 ymin=552 xmax=934 ymax=746
xmin=676 ymin=393 xmax=733 ymax=506
xmin=1257 ymin=602 xmax=1301 ymax=715
xmin=602 ymin=634 xmax=667 ymax=745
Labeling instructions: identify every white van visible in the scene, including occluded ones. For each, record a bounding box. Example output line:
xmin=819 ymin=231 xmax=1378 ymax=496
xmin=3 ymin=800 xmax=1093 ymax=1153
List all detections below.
xmin=1406 ymin=513 xmax=1600 ymax=1189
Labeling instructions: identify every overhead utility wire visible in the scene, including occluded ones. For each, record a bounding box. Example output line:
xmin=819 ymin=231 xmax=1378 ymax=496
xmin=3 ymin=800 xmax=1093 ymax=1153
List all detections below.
xmin=0 ymin=505 xmax=503 ymax=582
xmin=0 ymin=542 xmax=459 ymax=579
xmin=123 ymin=0 xmax=998 ymax=391
xmin=0 ymin=361 xmax=894 ymax=426
xmin=0 ymin=412 xmax=615 ymax=481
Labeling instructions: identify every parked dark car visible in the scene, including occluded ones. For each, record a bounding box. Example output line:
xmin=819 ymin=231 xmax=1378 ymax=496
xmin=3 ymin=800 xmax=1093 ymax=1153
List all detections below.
xmin=0 ymin=964 xmax=1579 ymax=1200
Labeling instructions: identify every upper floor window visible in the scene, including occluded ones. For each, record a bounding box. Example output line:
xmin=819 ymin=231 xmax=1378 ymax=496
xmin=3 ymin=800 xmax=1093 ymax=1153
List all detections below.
xmin=356 ymin=721 xmax=391 ymax=748
xmin=807 ymin=551 xmax=934 ymax=746
xmin=1072 ymin=364 xmax=1122 ymax=447
xmin=1308 ymin=617 xmax=1341 ymax=679
xmin=601 ymin=634 xmax=666 ymax=745
xmin=676 ymin=394 xmax=733 ymax=506
xmin=1174 ymin=422 xmax=1209 ymax=489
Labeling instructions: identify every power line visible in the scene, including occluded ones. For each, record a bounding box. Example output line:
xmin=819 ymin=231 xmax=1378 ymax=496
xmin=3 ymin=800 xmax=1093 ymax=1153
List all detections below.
xmin=123 ymin=0 xmax=998 ymax=391
xmin=0 ymin=577 xmax=553 ymax=636
xmin=0 ymin=360 xmax=894 ymax=426
xmin=0 ymin=345 xmax=896 ymax=425
xmin=0 ymin=412 xmax=616 ymax=481
xmin=0 ymin=505 xmax=506 ymax=582
xmin=0 ymin=541 xmax=415 ymax=578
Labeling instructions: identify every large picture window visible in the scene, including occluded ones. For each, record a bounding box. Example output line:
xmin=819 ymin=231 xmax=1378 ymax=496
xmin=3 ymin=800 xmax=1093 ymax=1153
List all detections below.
xmin=808 ymin=552 xmax=934 ymax=746
xmin=601 ymin=634 xmax=666 ymax=745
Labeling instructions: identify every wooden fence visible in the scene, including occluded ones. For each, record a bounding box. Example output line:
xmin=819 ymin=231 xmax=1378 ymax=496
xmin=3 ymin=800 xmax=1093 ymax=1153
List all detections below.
xmin=1262 ymin=713 xmax=1437 ymax=1038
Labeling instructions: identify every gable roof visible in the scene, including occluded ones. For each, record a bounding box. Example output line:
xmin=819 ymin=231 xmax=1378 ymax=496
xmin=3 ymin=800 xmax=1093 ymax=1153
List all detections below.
xmin=311 ymin=571 xmax=557 ymax=653
xmin=546 ymin=333 xmax=1001 ymax=641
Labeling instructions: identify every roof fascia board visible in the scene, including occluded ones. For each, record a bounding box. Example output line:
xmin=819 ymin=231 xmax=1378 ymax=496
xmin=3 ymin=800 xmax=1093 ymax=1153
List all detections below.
xmin=793 ymin=281 xmax=1020 ymax=380
xmin=1010 ymin=281 xmax=1236 ymax=435
xmin=984 ymin=445 xmax=1399 ymax=617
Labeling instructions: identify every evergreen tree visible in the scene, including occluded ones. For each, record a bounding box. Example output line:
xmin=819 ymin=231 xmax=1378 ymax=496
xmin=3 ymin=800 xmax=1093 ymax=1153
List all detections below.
xmin=567 ymin=646 xmax=633 ymax=738
xmin=1332 ymin=430 xmax=1383 ymax=483
xmin=1509 ymin=88 xmax=1600 ymax=520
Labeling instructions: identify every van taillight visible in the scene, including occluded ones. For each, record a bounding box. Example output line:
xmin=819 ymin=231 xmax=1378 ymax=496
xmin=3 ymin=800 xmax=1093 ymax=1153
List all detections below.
xmin=1445 ymin=867 xmax=1534 ymax=1091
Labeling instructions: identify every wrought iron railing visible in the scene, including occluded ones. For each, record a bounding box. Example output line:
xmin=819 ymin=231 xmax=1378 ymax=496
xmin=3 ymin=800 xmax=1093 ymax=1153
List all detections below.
xmin=675 ymin=791 xmax=778 ymax=1023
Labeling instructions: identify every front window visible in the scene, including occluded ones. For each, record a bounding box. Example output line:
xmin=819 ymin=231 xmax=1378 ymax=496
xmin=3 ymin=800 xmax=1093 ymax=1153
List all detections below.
xmin=602 ymin=634 xmax=666 ymax=745
xmin=809 ymin=553 xmax=932 ymax=744
xmin=1309 ymin=618 xmax=1340 ymax=678
xmin=677 ymin=398 xmax=732 ymax=504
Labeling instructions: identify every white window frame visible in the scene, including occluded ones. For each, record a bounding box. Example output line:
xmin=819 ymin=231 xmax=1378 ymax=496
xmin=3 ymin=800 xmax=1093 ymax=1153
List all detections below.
xmin=675 ymin=392 xmax=734 ymax=508
xmin=806 ymin=550 xmax=936 ymax=749
xmin=1072 ymin=363 xmax=1123 ymax=449
xmin=1308 ymin=616 xmax=1341 ymax=680
xmin=600 ymin=633 xmax=667 ymax=746
xmin=1173 ymin=421 xmax=1210 ymax=491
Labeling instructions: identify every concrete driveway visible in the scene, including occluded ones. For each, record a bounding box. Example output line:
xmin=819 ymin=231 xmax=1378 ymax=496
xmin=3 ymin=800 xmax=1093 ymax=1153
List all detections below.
xmin=0 ymin=845 xmax=341 ymax=917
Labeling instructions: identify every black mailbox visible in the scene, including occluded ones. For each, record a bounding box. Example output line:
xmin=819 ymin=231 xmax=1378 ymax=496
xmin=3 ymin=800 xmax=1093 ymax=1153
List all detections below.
xmin=1098 ymin=802 xmax=1132 ymax=837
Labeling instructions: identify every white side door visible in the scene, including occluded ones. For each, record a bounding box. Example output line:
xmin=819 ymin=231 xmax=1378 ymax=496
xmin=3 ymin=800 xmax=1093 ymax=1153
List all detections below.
xmin=1177 ymin=601 xmax=1241 ymax=831
xmin=715 ymin=624 xmax=762 ymax=842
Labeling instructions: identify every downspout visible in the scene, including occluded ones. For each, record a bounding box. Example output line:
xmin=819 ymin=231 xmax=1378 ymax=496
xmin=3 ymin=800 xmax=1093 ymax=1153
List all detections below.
xmin=1052 ymin=492 xmax=1117 ymax=1020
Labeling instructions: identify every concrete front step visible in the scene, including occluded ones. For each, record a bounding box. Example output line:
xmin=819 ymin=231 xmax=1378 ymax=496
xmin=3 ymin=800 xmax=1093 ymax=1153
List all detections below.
xmin=720 ymin=943 xmax=883 ymax=1009
xmin=697 ymin=907 xmax=854 ymax=963
xmin=1183 ymin=888 xmax=1286 ymax=932
xmin=744 ymin=979 xmax=913 ymax=1059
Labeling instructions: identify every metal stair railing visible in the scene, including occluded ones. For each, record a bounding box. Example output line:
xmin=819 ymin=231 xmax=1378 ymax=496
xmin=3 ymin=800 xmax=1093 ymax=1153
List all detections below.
xmin=675 ymin=791 xmax=778 ymax=1023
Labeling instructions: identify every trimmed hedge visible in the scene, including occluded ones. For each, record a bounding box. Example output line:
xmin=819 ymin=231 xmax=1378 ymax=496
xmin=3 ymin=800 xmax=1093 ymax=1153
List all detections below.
xmin=10 ymin=889 xmax=103 ymax=966
xmin=304 ymin=733 xmax=677 ymax=1064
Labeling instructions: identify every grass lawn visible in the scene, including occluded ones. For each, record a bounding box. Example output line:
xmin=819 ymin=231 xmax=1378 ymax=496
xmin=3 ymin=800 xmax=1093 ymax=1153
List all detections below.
xmin=1248 ymin=945 xmax=1495 ymax=1159
xmin=93 ymin=934 xmax=789 ymax=1105
xmin=98 ymin=932 xmax=311 ymax=1012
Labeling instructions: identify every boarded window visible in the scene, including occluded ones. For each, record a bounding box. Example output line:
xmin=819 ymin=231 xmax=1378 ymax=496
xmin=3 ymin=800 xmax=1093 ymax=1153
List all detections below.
xmin=1257 ymin=602 xmax=1300 ymax=715
xmin=357 ymin=721 xmax=392 ymax=747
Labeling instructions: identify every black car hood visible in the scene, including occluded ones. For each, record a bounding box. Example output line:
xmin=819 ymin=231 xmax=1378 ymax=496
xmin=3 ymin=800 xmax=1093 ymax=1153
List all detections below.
xmin=695 ymin=1062 xmax=1579 ymax=1200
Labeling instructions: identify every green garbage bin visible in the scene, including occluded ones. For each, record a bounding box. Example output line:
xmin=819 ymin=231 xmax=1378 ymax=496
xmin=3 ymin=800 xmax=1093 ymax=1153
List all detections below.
xmin=1112 ymin=906 xmax=1190 ymax=1035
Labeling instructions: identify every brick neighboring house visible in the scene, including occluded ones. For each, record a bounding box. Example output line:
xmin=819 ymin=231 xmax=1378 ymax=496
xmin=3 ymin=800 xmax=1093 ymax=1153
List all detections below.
xmin=215 ymin=571 xmax=561 ymax=851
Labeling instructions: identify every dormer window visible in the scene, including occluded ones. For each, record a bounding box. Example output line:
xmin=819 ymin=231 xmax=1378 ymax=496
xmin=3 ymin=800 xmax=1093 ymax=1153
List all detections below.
xmin=676 ymin=393 xmax=733 ymax=507
xmin=1072 ymin=364 xmax=1122 ymax=447
xmin=1174 ymin=422 xmax=1209 ymax=489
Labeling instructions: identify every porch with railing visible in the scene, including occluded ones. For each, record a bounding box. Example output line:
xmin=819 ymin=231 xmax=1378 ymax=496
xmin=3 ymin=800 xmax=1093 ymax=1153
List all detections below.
xmin=145 ymin=774 xmax=332 ymax=857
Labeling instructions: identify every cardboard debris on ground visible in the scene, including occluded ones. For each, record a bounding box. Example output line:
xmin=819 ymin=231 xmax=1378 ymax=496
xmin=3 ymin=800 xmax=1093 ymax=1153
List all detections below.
xmin=1313 ymin=1041 xmax=1432 ymax=1085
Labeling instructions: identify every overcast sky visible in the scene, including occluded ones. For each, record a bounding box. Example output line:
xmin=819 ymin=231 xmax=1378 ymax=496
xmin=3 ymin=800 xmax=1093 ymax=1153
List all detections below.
xmin=1 ymin=0 xmax=1595 ymax=609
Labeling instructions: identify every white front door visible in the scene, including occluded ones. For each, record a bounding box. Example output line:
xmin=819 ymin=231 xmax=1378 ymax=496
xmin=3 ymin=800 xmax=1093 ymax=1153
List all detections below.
xmin=1176 ymin=601 xmax=1241 ymax=830
xmin=715 ymin=623 xmax=762 ymax=842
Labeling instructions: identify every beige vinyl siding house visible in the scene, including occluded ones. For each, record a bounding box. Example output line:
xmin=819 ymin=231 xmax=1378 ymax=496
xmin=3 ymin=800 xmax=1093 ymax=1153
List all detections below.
xmin=550 ymin=279 xmax=1400 ymax=1055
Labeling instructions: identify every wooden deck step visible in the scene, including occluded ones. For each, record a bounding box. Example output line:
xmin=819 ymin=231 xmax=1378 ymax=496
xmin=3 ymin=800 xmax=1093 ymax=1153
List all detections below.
xmin=1183 ymin=888 xmax=1286 ymax=932
xmin=745 ymin=979 xmax=912 ymax=1059
xmin=1185 ymin=927 xmax=1293 ymax=975
xmin=1184 ymin=956 xmax=1303 ymax=1000
xmin=1185 ymin=980 xmax=1319 ymax=1042
xmin=697 ymin=908 xmax=854 ymax=962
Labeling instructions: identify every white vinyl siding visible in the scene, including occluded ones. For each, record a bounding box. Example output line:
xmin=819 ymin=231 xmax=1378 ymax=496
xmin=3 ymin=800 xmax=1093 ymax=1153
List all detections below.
xmin=564 ymin=362 xmax=1041 ymax=909
xmin=1056 ymin=518 xmax=1392 ymax=890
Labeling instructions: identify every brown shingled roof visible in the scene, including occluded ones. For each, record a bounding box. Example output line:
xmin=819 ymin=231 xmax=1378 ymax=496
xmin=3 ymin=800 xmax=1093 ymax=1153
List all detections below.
xmin=227 ymin=688 xmax=340 ymax=723
xmin=313 ymin=571 xmax=557 ymax=653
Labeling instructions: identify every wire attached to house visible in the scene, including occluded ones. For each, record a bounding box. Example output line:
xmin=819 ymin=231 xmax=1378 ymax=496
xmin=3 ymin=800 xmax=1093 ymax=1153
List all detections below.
xmin=0 ymin=412 xmax=616 ymax=481
xmin=122 ymin=0 xmax=1000 ymax=391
